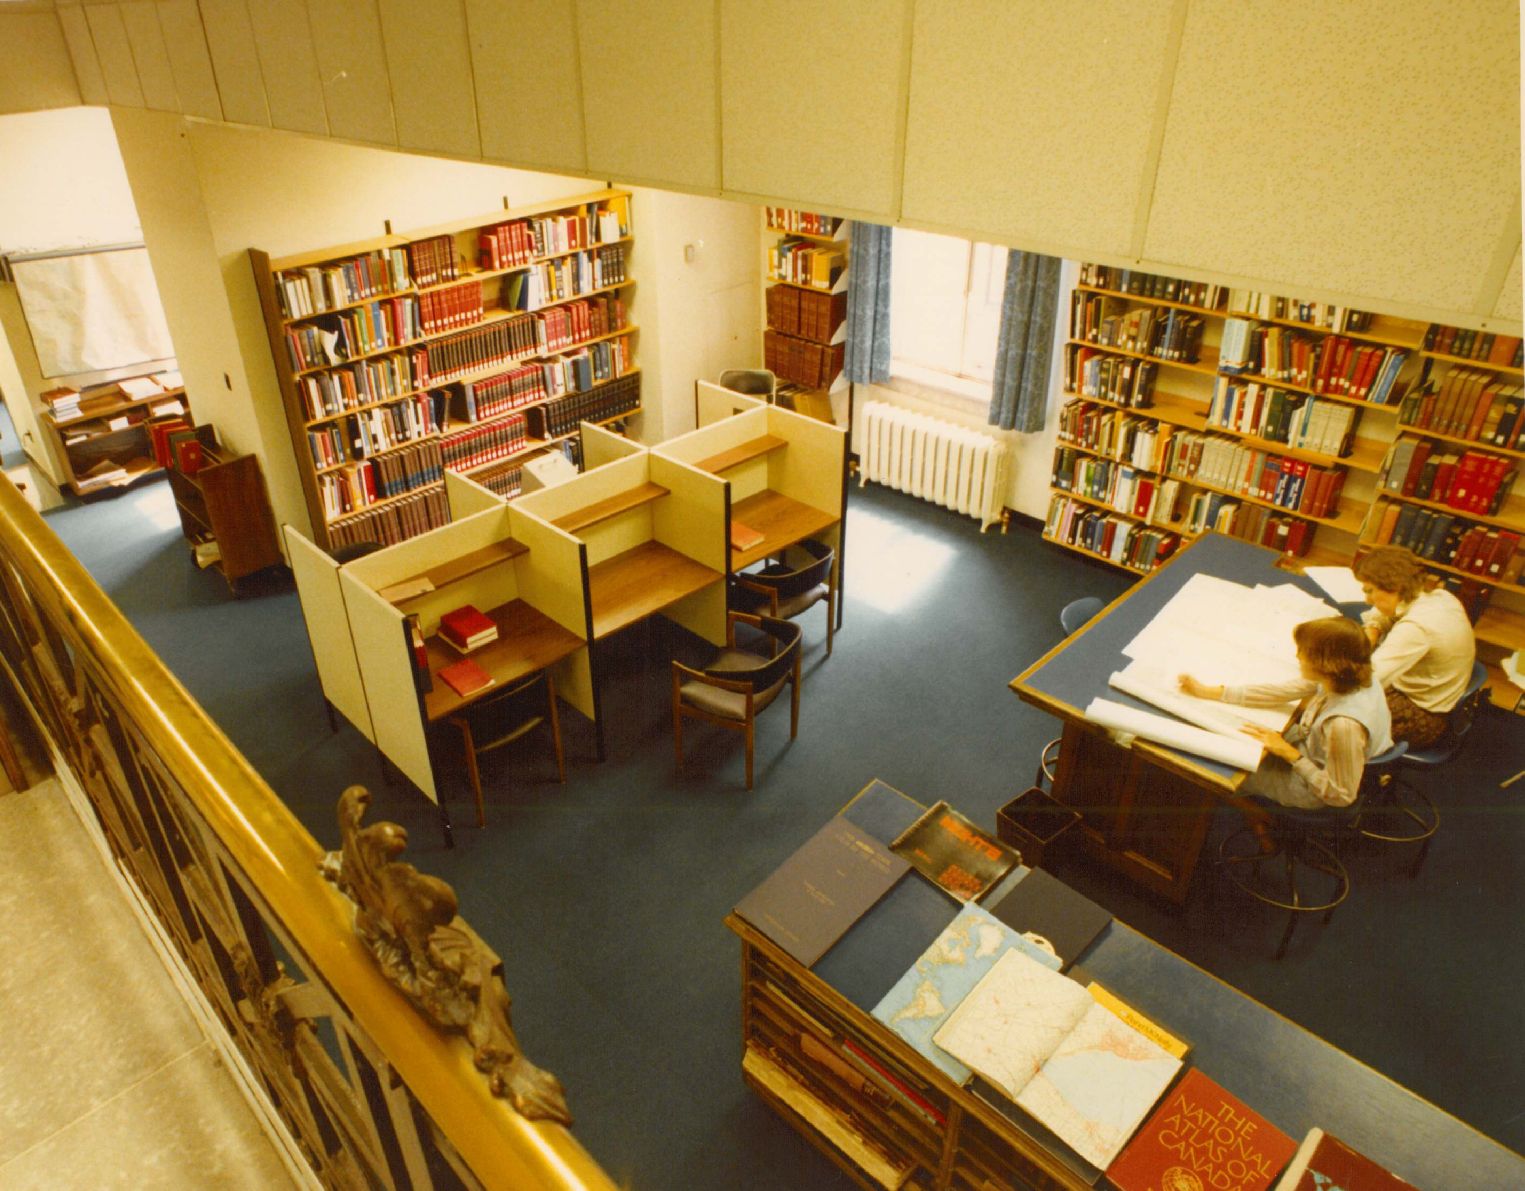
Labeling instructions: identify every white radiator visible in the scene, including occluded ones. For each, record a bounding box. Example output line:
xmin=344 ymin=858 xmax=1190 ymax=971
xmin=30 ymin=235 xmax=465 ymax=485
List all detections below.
xmin=858 ymin=401 xmax=1010 ymax=531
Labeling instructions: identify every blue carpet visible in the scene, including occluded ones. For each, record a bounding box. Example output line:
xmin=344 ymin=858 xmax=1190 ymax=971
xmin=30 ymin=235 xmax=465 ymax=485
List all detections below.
xmin=38 ymin=474 xmax=1525 ymax=1186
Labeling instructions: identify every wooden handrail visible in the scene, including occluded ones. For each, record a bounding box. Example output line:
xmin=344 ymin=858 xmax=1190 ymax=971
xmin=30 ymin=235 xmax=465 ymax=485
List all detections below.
xmin=0 ymin=477 xmax=614 ymax=1190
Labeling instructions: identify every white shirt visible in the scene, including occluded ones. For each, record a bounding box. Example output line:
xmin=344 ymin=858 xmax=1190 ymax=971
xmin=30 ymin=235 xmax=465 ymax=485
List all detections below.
xmin=1364 ymin=588 xmax=1475 ymax=712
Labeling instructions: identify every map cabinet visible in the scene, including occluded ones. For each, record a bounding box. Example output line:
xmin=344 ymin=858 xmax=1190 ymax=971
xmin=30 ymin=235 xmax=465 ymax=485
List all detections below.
xmin=726 ymin=912 xmax=1089 ymax=1191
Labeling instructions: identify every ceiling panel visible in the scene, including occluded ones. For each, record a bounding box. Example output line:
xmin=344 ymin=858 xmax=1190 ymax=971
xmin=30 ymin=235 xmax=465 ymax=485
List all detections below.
xmin=199 ymin=0 xmax=270 ymax=126
xmin=1493 ymin=248 xmax=1523 ymax=323
xmin=156 ymin=0 xmax=222 ymax=120
xmin=57 ymin=5 xmax=108 ymax=105
xmin=119 ymin=2 xmax=178 ymax=112
xmin=0 ymin=12 xmax=81 ymax=113
xmin=720 ymin=0 xmax=909 ymax=218
xmin=85 ymin=3 xmax=146 ymax=108
xmin=378 ymin=0 xmax=479 ymax=159
xmin=248 ymin=0 xmax=328 ymax=136
xmin=467 ymin=0 xmax=584 ymax=173
xmin=307 ymin=0 xmax=396 ymax=146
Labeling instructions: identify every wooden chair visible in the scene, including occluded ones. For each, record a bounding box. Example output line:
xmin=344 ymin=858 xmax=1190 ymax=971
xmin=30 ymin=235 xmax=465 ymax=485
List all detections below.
xmin=446 ymin=670 xmax=565 ymax=826
xmin=729 ymin=538 xmax=836 ymax=655
xmin=672 ymin=612 xmax=802 ymax=789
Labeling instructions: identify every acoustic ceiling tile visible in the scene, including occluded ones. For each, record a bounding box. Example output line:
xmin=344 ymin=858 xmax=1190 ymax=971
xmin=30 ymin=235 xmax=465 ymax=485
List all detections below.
xmin=468 ymin=0 xmax=585 ymax=174
xmin=378 ymin=0 xmax=479 ymax=160
xmin=248 ymin=0 xmax=329 ymax=137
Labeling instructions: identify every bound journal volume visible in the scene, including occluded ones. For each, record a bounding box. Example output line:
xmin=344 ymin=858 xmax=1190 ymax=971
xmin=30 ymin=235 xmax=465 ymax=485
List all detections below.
xmin=890 ymin=799 xmax=1018 ymax=902
xmin=439 ymin=604 xmax=498 ymax=652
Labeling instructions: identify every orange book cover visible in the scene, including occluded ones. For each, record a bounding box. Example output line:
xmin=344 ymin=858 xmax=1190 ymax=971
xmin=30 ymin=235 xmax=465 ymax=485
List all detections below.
xmin=438 ymin=656 xmax=494 ymax=698
xmin=730 ymin=521 xmax=765 ymax=551
xmin=1106 ymin=1068 xmax=1296 ymax=1191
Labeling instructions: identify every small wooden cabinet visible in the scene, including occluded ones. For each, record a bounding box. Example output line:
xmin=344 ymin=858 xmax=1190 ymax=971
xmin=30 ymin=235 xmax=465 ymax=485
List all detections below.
xmin=42 ymin=382 xmax=189 ymax=497
xmin=165 ymin=427 xmax=282 ymax=593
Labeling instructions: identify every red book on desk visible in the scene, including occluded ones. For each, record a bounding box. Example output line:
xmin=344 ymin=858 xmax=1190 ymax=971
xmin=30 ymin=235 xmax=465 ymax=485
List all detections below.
xmin=730 ymin=521 xmax=765 ymax=551
xmin=1106 ymin=1068 xmax=1295 ymax=1191
xmin=438 ymin=656 xmax=494 ymax=698
xmin=439 ymin=605 xmax=497 ymax=651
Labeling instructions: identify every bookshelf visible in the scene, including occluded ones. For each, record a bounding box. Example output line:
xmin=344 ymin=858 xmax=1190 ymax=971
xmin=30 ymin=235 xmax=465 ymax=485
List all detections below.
xmin=40 ymin=377 xmax=189 ymax=497
xmin=763 ymin=207 xmax=849 ymax=427
xmin=250 ymin=189 xmax=640 ymax=552
xmin=163 ymin=426 xmax=282 ymax=594
xmin=1051 ymin=269 xmax=1525 ymax=705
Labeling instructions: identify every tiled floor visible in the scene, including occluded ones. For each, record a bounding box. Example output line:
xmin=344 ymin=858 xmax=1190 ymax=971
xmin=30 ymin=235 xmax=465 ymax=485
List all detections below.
xmin=0 ymin=780 xmax=297 ymax=1189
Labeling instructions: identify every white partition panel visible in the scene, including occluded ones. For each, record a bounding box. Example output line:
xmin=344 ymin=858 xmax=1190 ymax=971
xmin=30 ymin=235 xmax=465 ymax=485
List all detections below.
xmin=650 ymin=454 xmax=728 ymax=572
xmin=581 ymin=421 xmax=646 ymax=471
xmin=768 ymin=404 xmax=847 ymax=516
xmin=507 ymin=506 xmax=594 ymax=718
xmin=445 ymin=467 xmax=503 ymax=517
xmin=512 ymin=451 xmax=648 ymax=526
xmin=657 ymin=403 xmax=767 ymax=465
xmin=285 ymin=525 xmax=373 ymax=743
xmin=340 ymin=571 xmax=435 ymax=802
xmin=665 ymin=583 xmax=728 ymax=648
xmin=696 ymin=379 xmax=764 ymax=428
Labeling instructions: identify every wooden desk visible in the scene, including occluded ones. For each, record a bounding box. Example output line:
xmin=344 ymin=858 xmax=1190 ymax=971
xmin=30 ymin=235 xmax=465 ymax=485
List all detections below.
xmin=731 ymin=488 xmax=838 ymax=571
xmin=422 ymin=598 xmax=582 ymax=721
xmin=696 ymin=434 xmax=787 ymax=475
xmin=730 ymin=779 xmax=1525 ymax=1191
xmin=587 ymin=539 xmax=721 ymax=639
xmin=1010 ymin=533 xmax=1325 ymax=904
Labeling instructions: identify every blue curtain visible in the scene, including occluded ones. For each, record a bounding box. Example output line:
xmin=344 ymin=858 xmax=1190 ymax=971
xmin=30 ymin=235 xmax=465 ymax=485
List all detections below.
xmin=844 ymin=221 xmax=892 ymax=384
xmin=988 ymin=250 xmax=1062 ymax=432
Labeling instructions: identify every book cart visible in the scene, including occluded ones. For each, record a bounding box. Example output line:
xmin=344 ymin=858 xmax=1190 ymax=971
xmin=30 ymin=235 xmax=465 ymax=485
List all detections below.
xmin=249 ymin=188 xmax=640 ymax=553
xmin=762 ymin=207 xmax=850 ymax=427
xmin=727 ymin=780 xmax=1525 ymax=1191
xmin=41 ymin=379 xmax=189 ymax=497
xmin=163 ymin=425 xmax=282 ymax=594
xmin=1048 ymin=266 xmax=1525 ymax=708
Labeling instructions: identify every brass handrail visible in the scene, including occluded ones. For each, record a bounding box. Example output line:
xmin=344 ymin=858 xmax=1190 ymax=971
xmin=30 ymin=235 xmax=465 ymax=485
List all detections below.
xmin=0 ymin=477 xmax=613 ymax=1190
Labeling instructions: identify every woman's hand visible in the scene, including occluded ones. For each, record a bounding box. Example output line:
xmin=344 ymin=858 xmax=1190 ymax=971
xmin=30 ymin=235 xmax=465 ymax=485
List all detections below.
xmin=1240 ymin=723 xmax=1301 ymax=764
xmin=1177 ymin=674 xmax=1223 ymax=700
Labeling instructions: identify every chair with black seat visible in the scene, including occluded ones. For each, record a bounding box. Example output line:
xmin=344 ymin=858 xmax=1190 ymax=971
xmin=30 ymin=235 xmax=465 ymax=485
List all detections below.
xmin=1218 ymin=741 xmax=1407 ymax=959
xmin=446 ymin=670 xmax=565 ymax=827
xmin=718 ymin=368 xmax=777 ymax=402
xmin=1035 ymin=596 xmax=1107 ymax=787
xmin=672 ymin=612 xmax=802 ymax=789
xmin=1361 ymin=658 xmax=1489 ymax=875
xmin=729 ymin=538 xmax=836 ymax=655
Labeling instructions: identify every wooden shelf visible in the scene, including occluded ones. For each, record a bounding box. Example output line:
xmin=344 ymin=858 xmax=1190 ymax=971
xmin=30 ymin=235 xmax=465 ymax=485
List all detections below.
xmin=1476 ymin=605 xmax=1525 ymax=651
xmin=1421 ymin=348 xmax=1524 ymax=375
xmin=552 ymin=481 xmax=668 ymax=534
xmin=1217 ymin=368 xmax=1403 ymax=410
xmin=1042 ymin=530 xmax=1159 ymax=574
xmin=315 ymin=433 xmax=435 ymax=473
xmin=328 ymin=479 xmax=445 ymax=527
xmin=696 ymin=435 xmax=787 ymax=474
xmin=1075 ymin=283 xmax=1227 ymax=319
xmin=384 ymin=540 xmax=529 ymax=605
xmin=1374 ymin=488 xmax=1525 ymax=533
xmin=1395 ymin=421 xmax=1525 ymax=460
xmin=1066 ymin=337 xmax=1220 ymax=377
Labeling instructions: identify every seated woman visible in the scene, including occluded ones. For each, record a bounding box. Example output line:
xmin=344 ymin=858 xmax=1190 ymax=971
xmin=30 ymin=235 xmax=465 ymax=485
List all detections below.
xmin=1179 ymin=616 xmax=1392 ymax=811
xmin=1352 ymin=545 xmax=1475 ymax=748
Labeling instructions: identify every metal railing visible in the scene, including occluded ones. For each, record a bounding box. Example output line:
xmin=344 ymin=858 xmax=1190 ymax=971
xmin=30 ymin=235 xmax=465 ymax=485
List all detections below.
xmin=0 ymin=476 xmax=615 ymax=1191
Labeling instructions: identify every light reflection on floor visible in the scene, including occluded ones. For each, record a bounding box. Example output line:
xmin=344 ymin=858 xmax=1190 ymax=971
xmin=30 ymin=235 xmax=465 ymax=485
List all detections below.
xmin=847 ymin=503 xmax=956 ymax=614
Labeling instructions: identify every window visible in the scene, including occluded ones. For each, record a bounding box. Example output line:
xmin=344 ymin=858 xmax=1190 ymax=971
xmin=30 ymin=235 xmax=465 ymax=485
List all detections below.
xmin=889 ymin=228 xmax=1007 ymax=401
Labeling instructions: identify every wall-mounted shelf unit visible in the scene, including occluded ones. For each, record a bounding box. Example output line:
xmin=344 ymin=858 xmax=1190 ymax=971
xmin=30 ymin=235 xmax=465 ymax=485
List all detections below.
xmin=41 ymin=378 xmax=188 ymax=498
xmin=250 ymin=189 xmax=640 ymax=552
xmin=762 ymin=208 xmax=849 ymax=427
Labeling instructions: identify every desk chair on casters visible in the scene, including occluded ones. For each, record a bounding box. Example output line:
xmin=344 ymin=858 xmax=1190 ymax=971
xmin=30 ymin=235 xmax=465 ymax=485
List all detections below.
xmin=1036 ymin=596 xmax=1106 ymax=787
xmin=1361 ymin=659 xmax=1488 ymax=875
xmin=446 ymin=670 xmax=565 ymax=827
xmin=672 ymin=612 xmax=802 ymax=790
xmin=1217 ymin=741 xmax=1407 ymax=960
xmin=729 ymin=538 xmax=836 ymax=656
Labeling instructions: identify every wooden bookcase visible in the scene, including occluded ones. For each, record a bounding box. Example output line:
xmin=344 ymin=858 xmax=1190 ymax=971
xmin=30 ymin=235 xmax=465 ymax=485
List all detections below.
xmin=730 ymin=913 xmax=1090 ymax=1191
xmin=1049 ymin=266 xmax=1525 ymax=706
xmin=41 ymin=380 xmax=188 ymax=497
xmin=164 ymin=425 xmax=283 ymax=594
xmin=249 ymin=188 xmax=640 ymax=553
xmin=763 ymin=208 xmax=849 ymax=426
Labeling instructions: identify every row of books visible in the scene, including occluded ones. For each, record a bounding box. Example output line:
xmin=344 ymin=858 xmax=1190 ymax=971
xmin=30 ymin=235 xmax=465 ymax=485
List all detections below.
xmin=450 ymin=338 xmax=632 ymax=424
xmin=1423 ymin=321 xmax=1524 ymax=366
xmin=1226 ymin=289 xmax=1372 ymax=332
xmin=328 ymin=484 xmax=450 ymax=550
xmin=317 ymin=440 xmax=443 ymax=519
xmin=765 ymin=284 xmax=845 ymax=345
xmin=349 ymin=392 xmax=439 ymax=459
xmin=1380 ymin=439 xmax=1516 ymax=515
xmin=1079 ymin=298 xmax=1207 ymax=364
xmin=1207 ymin=379 xmax=1357 ymax=456
xmin=1078 ymin=263 xmax=1224 ymax=309
xmin=1046 ymin=494 xmax=1181 ymax=571
xmin=284 ymin=296 xmax=420 ymax=372
xmin=275 ymin=247 xmax=412 ymax=319
xmin=523 ymin=374 xmax=641 ymax=440
xmin=1371 ymin=500 xmax=1524 ymax=584
xmin=1177 ymin=490 xmax=1314 ymax=555
xmin=307 ymin=423 xmax=345 ymax=470
xmin=297 ymin=354 xmax=420 ymax=421
xmin=477 ymin=203 xmax=625 ymax=271
xmin=440 ymin=411 xmax=528 ymax=472
xmin=455 ymin=364 xmax=550 ymax=423
xmin=418 ymin=295 xmax=626 ymax=384
xmin=1398 ymin=367 xmax=1525 ymax=447
xmin=472 ymin=458 xmax=528 ymax=500
xmin=1221 ymin=323 xmax=1409 ymax=404
xmin=1051 ymin=451 xmax=1149 ymax=511
xmin=768 ymin=240 xmax=845 ymax=290
xmin=501 ymin=244 xmax=628 ymax=311
xmin=763 ymin=330 xmax=844 ymax=389
xmin=764 ymin=207 xmax=841 ymax=236
xmin=406 ymin=234 xmax=458 ymax=288
xmin=1162 ymin=431 xmax=1346 ymax=519
xmin=1067 ymin=346 xmax=1158 ymax=407
xmin=418 ymin=279 xmax=483 ymax=334
xmin=1056 ymin=401 xmax=1161 ymax=467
